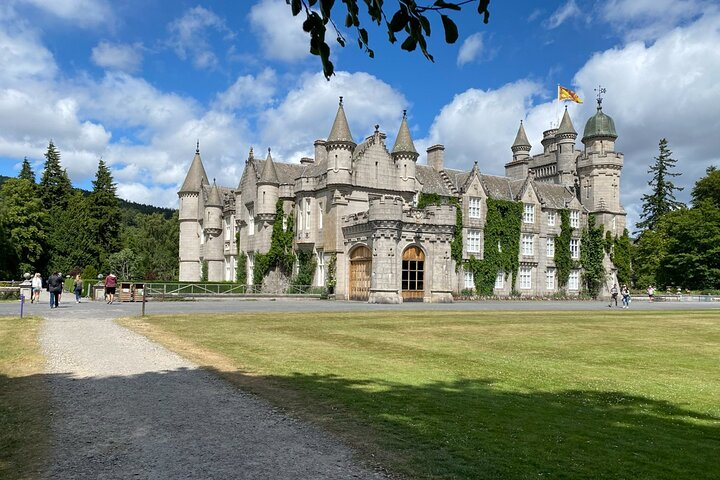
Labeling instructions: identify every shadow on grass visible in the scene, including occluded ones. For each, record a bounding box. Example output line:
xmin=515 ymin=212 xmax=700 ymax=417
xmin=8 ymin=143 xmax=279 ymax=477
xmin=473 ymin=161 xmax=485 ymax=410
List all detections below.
xmin=2 ymin=369 xmax=718 ymax=480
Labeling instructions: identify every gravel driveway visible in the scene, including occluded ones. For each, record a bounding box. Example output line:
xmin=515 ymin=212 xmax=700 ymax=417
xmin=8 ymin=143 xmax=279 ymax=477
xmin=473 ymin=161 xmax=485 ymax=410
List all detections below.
xmin=38 ymin=303 xmax=387 ymax=479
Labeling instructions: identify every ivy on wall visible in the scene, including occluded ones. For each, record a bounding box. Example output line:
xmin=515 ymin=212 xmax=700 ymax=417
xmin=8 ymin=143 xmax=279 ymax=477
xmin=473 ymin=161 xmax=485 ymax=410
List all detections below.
xmin=291 ymin=249 xmax=317 ymax=292
xmin=326 ymin=252 xmax=337 ymax=292
xmin=201 ymin=260 xmax=208 ymax=282
xmin=555 ymin=209 xmax=573 ymax=287
xmin=580 ymin=216 xmax=606 ymax=297
xmin=417 ymin=193 xmax=463 ymax=265
xmin=253 ymin=199 xmax=295 ymax=286
xmin=465 ymin=199 xmax=522 ymax=295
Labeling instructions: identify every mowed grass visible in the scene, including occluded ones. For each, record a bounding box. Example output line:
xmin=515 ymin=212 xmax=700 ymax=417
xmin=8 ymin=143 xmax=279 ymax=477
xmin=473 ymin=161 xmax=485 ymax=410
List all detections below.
xmin=0 ymin=316 xmax=49 ymax=480
xmin=123 ymin=310 xmax=720 ymax=479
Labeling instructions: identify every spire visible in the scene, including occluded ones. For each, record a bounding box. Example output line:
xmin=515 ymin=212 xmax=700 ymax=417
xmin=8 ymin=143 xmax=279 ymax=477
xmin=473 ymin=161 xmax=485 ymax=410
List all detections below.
xmin=206 ymin=179 xmax=222 ymax=206
xmin=327 ymin=96 xmax=355 ymax=144
xmin=258 ymin=147 xmax=279 ymax=185
xmin=511 ymin=120 xmax=531 ymax=151
xmin=557 ymin=106 xmax=577 ymax=136
xmin=392 ymin=110 xmax=418 ymax=155
xmin=179 ymin=145 xmax=209 ymax=193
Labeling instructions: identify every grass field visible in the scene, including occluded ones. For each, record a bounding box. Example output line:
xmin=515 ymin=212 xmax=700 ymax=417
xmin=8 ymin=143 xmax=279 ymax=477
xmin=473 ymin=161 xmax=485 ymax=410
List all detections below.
xmin=0 ymin=316 xmax=49 ymax=480
xmin=122 ymin=310 xmax=720 ymax=480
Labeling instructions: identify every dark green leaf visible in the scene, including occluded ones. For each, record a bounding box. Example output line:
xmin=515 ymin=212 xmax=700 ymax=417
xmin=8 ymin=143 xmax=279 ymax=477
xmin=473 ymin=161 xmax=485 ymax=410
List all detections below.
xmin=440 ymin=14 xmax=458 ymax=44
xmin=418 ymin=15 xmax=431 ymax=36
xmin=359 ymin=28 xmax=368 ymax=45
xmin=400 ymin=36 xmax=417 ymax=52
xmin=290 ymin=0 xmax=302 ymax=16
xmin=345 ymin=13 xmax=353 ymax=28
xmin=389 ymin=9 xmax=408 ymax=32
xmin=319 ymin=0 xmax=335 ymax=19
xmin=433 ymin=0 xmax=461 ymax=11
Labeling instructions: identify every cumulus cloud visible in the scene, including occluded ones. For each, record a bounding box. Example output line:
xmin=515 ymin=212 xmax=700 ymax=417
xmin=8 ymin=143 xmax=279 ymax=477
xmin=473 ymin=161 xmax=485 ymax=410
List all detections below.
xmin=91 ymin=41 xmax=143 ymax=72
xmin=601 ymin=0 xmax=707 ymax=40
xmin=457 ymin=33 xmax=484 ymax=67
xmin=167 ymin=6 xmax=234 ymax=70
xmin=249 ymin=0 xmax=309 ymax=63
xmin=213 ymin=69 xmax=277 ymax=111
xmin=545 ymin=0 xmax=580 ymax=29
xmin=17 ymin=0 xmax=113 ymax=27
xmin=258 ymin=71 xmax=408 ymax=162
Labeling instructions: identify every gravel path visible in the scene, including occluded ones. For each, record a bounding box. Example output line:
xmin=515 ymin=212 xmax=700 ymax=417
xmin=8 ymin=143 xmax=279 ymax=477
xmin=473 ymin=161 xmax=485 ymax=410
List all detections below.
xmin=38 ymin=304 xmax=387 ymax=479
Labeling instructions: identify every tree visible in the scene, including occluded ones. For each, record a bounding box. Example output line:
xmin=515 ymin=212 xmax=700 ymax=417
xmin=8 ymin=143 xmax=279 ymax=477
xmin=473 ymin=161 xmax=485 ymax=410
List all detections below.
xmin=47 ymin=191 xmax=93 ymax=274
xmin=0 ymin=178 xmax=48 ymax=276
xmin=39 ymin=141 xmax=72 ymax=210
xmin=19 ymin=158 xmax=35 ymax=183
xmin=87 ymin=160 xmax=122 ymax=270
xmin=106 ymin=248 xmax=139 ymax=280
xmin=636 ymin=138 xmax=684 ymax=232
xmin=126 ymin=212 xmax=179 ymax=280
xmin=287 ymin=0 xmax=490 ymax=79
xmin=632 ymin=228 xmax=666 ymax=288
xmin=691 ymin=165 xmax=720 ymax=208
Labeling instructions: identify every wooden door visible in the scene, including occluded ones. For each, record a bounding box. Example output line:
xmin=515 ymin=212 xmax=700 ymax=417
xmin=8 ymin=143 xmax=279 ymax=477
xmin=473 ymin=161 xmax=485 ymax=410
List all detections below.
xmin=349 ymin=246 xmax=371 ymax=301
xmin=402 ymin=246 xmax=425 ymax=302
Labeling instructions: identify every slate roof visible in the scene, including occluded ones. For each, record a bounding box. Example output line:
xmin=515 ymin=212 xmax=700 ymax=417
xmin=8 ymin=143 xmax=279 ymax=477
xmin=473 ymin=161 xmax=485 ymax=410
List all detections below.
xmin=533 ymin=182 xmax=575 ymax=209
xmin=416 ymin=165 xmax=453 ymax=196
xmin=179 ymin=151 xmax=209 ymax=193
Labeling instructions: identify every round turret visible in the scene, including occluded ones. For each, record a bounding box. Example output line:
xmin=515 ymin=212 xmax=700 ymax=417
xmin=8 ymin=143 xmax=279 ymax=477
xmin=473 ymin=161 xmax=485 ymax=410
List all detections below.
xmin=582 ymin=106 xmax=617 ymax=142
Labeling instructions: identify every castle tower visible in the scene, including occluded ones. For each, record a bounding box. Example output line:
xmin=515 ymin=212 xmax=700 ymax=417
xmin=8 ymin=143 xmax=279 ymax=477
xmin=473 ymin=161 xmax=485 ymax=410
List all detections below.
xmin=556 ymin=107 xmax=578 ymax=185
xmin=505 ymin=121 xmax=531 ymax=179
xmin=577 ymin=90 xmax=625 ymax=234
xmin=326 ymin=96 xmax=356 ymax=185
xmin=391 ymin=110 xmax=419 ymax=192
xmin=203 ymin=180 xmax=224 ymax=281
xmin=178 ymin=142 xmax=209 ymax=281
xmin=257 ymin=148 xmax=279 ymax=218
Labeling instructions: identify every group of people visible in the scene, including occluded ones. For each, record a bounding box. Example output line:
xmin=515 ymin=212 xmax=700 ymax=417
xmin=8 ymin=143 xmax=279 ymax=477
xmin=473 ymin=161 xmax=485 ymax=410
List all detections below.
xmin=28 ymin=272 xmax=118 ymax=308
xmin=609 ymin=283 xmax=632 ymax=308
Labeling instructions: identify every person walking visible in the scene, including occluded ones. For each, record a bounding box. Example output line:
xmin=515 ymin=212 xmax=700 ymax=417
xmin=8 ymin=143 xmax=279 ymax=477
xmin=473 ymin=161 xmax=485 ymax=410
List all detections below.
xmin=608 ymin=283 xmax=619 ymax=307
xmin=73 ymin=274 xmax=83 ymax=303
xmin=31 ymin=272 xmax=42 ymax=304
xmin=104 ymin=272 xmax=117 ymax=304
xmin=621 ymin=284 xmax=631 ymax=309
xmin=47 ymin=272 xmax=63 ymax=308
xmin=647 ymin=285 xmax=655 ymax=302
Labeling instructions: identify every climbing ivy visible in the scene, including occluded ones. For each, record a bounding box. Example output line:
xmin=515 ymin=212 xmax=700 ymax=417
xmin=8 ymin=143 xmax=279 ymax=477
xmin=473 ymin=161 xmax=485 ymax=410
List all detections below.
xmin=464 ymin=199 xmax=522 ymax=295
xmin=417 ymin=192 xmax=441 ymax=209
xmin=201 ymin=260 xmax=208 ymax=282
xmin=236 ymin=252 xmax=247 ymax=286
xmin=580 ymin=216 xmax=606 ymax=298
xmin=253 ymin=200 xmax=295 ymax=286
xmin=326 ymin=252 xmax=337 ymax=292
xmin=556 ymin=209 xmax=573 ymax=287
xmin=611 ymin=229 xmax=633 ymax=286
xmin=291 ymin=249 xmax=317 ymax=292
xmin=417 ymin=193 xmax=463 ymax=265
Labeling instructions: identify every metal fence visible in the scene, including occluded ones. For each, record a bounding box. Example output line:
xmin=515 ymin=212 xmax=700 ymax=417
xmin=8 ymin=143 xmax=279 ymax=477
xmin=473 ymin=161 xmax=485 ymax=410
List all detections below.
xmin=143 ymin=282 xmax=325 ymax=299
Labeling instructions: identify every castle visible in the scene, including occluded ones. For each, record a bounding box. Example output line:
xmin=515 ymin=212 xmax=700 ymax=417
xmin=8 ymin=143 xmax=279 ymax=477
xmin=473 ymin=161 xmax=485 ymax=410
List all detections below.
xmin=178 ymin=95 xmax=625 ymax=302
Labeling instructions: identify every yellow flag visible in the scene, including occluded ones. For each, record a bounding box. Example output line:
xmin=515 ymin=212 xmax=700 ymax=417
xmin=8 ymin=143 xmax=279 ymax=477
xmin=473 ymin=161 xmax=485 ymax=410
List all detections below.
xmin=558 ymin=85 xmax=582 ymax=104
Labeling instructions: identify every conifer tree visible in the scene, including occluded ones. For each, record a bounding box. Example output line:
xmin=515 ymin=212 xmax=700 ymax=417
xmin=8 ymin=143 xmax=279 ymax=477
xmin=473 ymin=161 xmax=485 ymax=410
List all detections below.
xmin=0 ymin=178 xmax=48 ymax=275
xmin=39 ymin=141 xmax=72 ymax=209
xmin=19 ymin=158 xmax=36 ymax=183
xmin=636 ymin=138 xmax=684 ymax=232
xmin=87 ymin=159 xmax=122 ymax=269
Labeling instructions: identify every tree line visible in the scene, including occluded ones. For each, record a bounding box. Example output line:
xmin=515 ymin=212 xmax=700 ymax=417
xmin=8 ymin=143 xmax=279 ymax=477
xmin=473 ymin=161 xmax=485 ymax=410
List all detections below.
xmin=0 ymin=142 xmax=179 ymax=281
xmin=629 ymin=139 xmax=719 ymax=292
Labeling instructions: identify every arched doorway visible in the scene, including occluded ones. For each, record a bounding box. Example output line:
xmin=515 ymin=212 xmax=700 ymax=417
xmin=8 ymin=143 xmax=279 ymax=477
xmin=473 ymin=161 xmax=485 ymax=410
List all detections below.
xmin=402 ymin=246 xmax=425 ymax=302
xmin=349 ymin=245 xmax=371 ymax=301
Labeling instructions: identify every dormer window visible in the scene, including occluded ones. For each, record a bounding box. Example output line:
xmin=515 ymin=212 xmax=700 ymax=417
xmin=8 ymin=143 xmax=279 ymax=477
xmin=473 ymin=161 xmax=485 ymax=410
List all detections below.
xmin=523 ymin=203 xmax=534 ymax=223
xmin=469 ymin=197 xmax=481 ymax=218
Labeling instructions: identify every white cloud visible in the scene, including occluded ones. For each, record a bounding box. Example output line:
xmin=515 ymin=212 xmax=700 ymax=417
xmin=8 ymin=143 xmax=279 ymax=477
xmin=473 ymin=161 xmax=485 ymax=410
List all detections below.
xmin=115 ymin=182 xmax=179 ymax=209
xmin=18 ymin=0 xmax=113 ymax=27
xmin=258 ymin=71 xmax=408 ymax=162
xmin=457 ymin=33 xmax=484 ymax=67
xmin=601 ymin=0 xmax=706 ymax=40
xmin=167 ymin=6 xmax=234 ymax=70
xmin=0 ymin=22 xmax=57 ymax=86
xmin=91 ymin=41 xmax=143 ymax=72
xmin=213 ymin=69 xmax=277 ymax=111
xmin=249 ymin=0 xmax=308 ymax=63
xmin=545 ymin=0 xmax=580 ymax=29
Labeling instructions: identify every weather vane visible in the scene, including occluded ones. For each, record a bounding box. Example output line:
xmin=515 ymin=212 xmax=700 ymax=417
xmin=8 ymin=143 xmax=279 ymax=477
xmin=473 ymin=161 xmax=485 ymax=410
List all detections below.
xmin=594 ymin=85 xmax=607 ymax=108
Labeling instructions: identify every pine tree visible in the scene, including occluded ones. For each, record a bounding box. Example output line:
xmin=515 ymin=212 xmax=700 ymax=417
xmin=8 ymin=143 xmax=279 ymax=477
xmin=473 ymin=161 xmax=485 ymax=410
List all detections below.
xmin=19 ymin=158 xmax=36 ymax=183
xmin=636 ymin=138 xmax=684 ymax=232
xmin=86 ymin=159 xmax=122 ymax=269
xmin=39 ymin=141 xmax=72 ymax=209
xmin=0 ymin=178 xmax=48 ymax=276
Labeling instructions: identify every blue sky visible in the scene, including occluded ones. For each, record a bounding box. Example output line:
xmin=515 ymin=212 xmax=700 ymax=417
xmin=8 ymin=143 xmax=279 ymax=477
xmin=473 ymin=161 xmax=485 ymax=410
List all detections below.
xmin=1 ymin=0 xmax=718 ymax=230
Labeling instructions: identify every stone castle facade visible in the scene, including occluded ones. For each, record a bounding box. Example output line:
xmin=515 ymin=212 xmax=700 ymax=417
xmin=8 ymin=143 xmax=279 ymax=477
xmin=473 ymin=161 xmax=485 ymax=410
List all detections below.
xmin=178 ymin=96 xmax=625 ymax=302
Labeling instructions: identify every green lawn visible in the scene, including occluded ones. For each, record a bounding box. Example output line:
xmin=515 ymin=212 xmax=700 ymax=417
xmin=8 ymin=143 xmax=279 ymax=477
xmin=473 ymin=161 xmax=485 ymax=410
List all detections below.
xmin=124 ymin=310 xmax=720 ymax=480
xmin=0 ymin=316 xmax=49 ymax=480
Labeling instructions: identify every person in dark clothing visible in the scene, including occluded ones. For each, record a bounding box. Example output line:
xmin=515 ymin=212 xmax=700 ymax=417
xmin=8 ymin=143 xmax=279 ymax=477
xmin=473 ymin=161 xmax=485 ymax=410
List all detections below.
xmin=47 ymin=272 xmax=63 ymax=308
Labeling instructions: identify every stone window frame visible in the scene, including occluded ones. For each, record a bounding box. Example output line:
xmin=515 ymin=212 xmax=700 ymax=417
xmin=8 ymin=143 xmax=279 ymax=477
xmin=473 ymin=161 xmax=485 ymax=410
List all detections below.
xmin=548 ymin=210 xmax=556 ymax=227
xmin=546 ymin=268 xmax=556 ymax=290
xmin=523 ymin=203 xmax=535 ymax=224
xmin=464 ymin=270 xmax=474 ymax=289
xmin=468 ymin=197 xmax=482 ymax=219
xmin=568 ymin=269 xmax=580 ymax=290
xmin=546 ymin=237 xmax=555 ymax=258
xmin=570 ymin=210 xmax=580 ymax=228
xmin=519 ymin=267 xmax=532 ymax=290
xmin=522 ymin=234 xmax=534 ymax=256
xmin=495 ymin=270 xmax=504 ymax=289
xmin=467 ymin=229 xmax=481 ymax=254
xmin=570 ymin=238 xmax=580 ymax=259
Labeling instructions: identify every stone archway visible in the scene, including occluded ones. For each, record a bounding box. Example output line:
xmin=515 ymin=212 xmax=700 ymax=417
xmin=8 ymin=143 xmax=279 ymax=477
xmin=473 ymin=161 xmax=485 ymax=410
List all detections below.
xmin=349 ymin=245 xmax=371 ymax=301
xmin=402 ymin=245 xmax=425 ymax=302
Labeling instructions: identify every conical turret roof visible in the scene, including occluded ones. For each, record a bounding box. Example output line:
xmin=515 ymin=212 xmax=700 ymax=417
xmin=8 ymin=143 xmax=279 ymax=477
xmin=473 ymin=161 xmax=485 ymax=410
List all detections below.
xmin=206 ymin=180 xmax=222 ymax=207
xmin=258 ymin=148 xmax=279 ymax=185
xmin=327 ymin=97 xmax=355 ymax=144
xmin=179 ymin=143 xmax=209 ymax=193
xmin=392 ymin=111 xmax=418 ymax=155
xmin=583 ymin=104 xmax=617 ymax=141
xmin=557 ymin=107 xmax=577 ymax=136
xmin=511 ymin=121 xmax=531 ymax=150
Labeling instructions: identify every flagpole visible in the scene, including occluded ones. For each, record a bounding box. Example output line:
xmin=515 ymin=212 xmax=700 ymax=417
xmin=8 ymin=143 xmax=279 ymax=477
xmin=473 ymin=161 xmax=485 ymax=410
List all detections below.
xmin=556 ymin=84 xmax=560 ymax=128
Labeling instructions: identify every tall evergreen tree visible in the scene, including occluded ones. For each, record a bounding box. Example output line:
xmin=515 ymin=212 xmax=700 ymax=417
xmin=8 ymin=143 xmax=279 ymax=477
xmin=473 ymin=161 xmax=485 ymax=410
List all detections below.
xmin=19 ymin=158 xmax=36 ymax=183
xmin=87 ymin=159 xmax=122 ymax=269
xmin=39 ymin=141 xmax=72 ymax=209
xmin=0 ymin=178 xmax=48 ymax=276
xmin=47 ymin=190 xmax=93 ymax=274
xmin=636 ymin=138 xmax=684 ymax=232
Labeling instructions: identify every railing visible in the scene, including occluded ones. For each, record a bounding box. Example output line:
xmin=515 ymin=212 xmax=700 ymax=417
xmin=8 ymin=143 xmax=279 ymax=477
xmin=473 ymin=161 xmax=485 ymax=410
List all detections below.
xmin=143 ymin=282 xmax=325 ymax=299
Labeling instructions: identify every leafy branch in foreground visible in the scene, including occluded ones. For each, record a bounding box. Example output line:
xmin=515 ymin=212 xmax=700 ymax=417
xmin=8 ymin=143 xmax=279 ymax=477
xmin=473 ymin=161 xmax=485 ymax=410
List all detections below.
xmin=287 ymin=0 xmax=491 ymax=79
